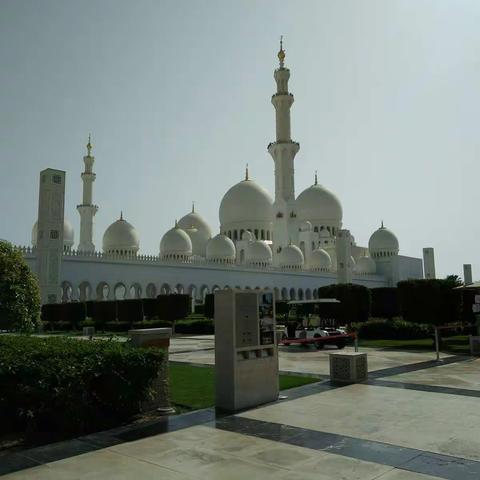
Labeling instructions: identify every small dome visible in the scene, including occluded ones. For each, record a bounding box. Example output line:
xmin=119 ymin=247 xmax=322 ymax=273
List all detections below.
xmin=160 ymin=223 xmax=192 ymax=260
xmin=246 ymin=240 xmax=272 ymax=266
xmin=355 ymin=256 xmax=377 ymax=275
xmin=184 ymin=226 xmax=208 ymax=257
xmin=103 ymin=214 xmax=140 ymax=255
xmin=241 ymin=230 xmax=254 ymax=241
xmin=32 ymin=219 xmax=75 ymax=251
xmin=296 ymin=179 xmax=343 ymax=228
xmin=299 ymin=221 xmax=312 ymax=232
xmin=310 ymin=248 xmax=331 ymax=272
xmin=368 ymin=222 xmax=399 ymax=258
xmin=178 ymin=206 xmax=212 ymax=245
xmin=206 ymin=234 xmax=236 ymax=264
xmin=219 ymin=176 xmax=273 ymax=227
xmin=279 ymin=243 xmax=304 ymax=269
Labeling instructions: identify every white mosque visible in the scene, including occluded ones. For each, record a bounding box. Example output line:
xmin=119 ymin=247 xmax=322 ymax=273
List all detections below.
xmin=18 ymin=42 xmax=426 ymax=304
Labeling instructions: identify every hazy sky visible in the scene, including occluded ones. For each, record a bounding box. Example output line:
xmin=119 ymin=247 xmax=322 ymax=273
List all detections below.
xmin=1 ymin=0 xmax=479 ymax=279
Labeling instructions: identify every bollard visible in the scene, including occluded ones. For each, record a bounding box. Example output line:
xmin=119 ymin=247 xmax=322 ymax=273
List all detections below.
xmin=128 ymin=328 xmax=174 ymax=415
xmin=434 ymin=327 xmax=440 ymax=362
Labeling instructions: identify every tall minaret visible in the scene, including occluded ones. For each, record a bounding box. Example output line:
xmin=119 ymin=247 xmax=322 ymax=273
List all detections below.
xmin=77 ymin=135 xmax=98 ymax=252
xmin=268 ymin=37 xmax=300 ymax=262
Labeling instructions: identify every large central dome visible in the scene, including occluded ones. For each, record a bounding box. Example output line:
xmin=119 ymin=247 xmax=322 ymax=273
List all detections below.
xmin=296 ymin=176 xmax=343 ymax=234
xmin=219 ymin=170 xmax=274 ymax=241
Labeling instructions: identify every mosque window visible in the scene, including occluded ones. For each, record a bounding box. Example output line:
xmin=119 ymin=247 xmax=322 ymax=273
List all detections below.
xmin=261 ymin=230 xmax=265 ymax=240
xmin=50 ymin=230 xmax=59 ymax=239
xmin=314 ymin=226 xmax=318 ymax=232
xmin=234 ymin=230 xmax=238 ymax=240
xmin=52 ymin=175 xmax=62 ymax=184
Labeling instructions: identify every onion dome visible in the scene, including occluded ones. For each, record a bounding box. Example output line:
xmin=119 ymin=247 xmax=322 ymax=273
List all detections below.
xmin=354 ymin=256 xmax=377 ymax=275
xmin=102 ymin=213 xmax=140 ymax=255
xmin=219 ymin=167 xmax=273 ymax=237
xmin=310 ymin=248 xmax=332 ymax=272
xmin=178 ymin=203 xmax=212 ymax=253
xmin=160 ymin=221 xmax=192 ymax=261
xmin=206 ymin=234 xmax=236 ymax=264
xmin=279 ymin=243 xmax=304 ymax=270
xmin=241 ymin=230 xmax=254 ymax=241
xmin=368 ymin=221 xmax=399 ymax=259
xmin=184 ymin=226 xmax=207 ymax=257
xmin=299 ymin=221 xmax=312 ymax=232
xmin=296 ymin=172 xmax=342 ymax=232
xmin=32 ymin=219 xmax=75 ymax=252
xmin=246 ymin=240 xmax=272 ymax=267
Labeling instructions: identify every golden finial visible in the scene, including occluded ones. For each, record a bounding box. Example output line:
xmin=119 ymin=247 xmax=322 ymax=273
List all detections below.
xmin=120 ymin=211 xmax=123 ymax=221
xmin=314 ymin=170 xmax=318 ymax=185
xmin=381 ymin=220 xmax=384 ymax=228
xmin=192 ymin=201 xmax=195 ymax=213
xmin=278 ymin=35 xmax=285 ymax=67
xmin=86 ymin=134 xmax=92 ymax=156
xmin=245 ymin=163 xmax=249 ymax=180
xmin=174 ymin=219 xmax=178 ymax=228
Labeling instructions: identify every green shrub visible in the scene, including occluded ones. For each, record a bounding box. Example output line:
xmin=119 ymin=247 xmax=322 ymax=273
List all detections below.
xmin=371 ymin=288 xmax=399 ymax=319
xmin=132 ymin=319 xmax=172 ymax=329
xmin=318 ymin=283 xmax=371 ymax=324
xmin=0 ymin=241 xmax=41 ymax=332
xmin=117 ymin=299 xmax=144 ymax=325
xmin=142 ymin=298 xmax=158 ymax=320
xmin=194 ymin=304 xmax=204 ymax=315
xmin=105 ymin=321 xmax=131 ymax=332
xmin=175 ymin=318 xmax=214 ymax=334
xmin=351 ymin=318 xmax=432 ymax=340
xmin=204 ymin=293 xmax=214 ymax=319
xmin=80 ymin=318 xmax=95 ymax=328
xmin=398 ymin=279 xmax=462 ymax=325
xmin=0 ymin=335 xmax=164 ymax=435
xmin=92 ymin=301 xmax=117 ymax=331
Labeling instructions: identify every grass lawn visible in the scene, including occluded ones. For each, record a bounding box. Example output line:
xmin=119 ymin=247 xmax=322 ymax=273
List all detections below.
xmin=169 ymin=363 xmax=318 ymax=411
xmin=359 ymin=335 xmax=470 ymax=354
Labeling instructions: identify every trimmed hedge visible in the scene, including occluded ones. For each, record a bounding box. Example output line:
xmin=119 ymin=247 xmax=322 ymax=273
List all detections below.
xmin=397 ymin=279 xmax=462 ymax=325
xmin=352 ymin=318 xmax=432 ymax=340
xmin=117 ymin=299 xmax=143 ymax=325
xmin=175 ymin=318 xmax=214 ymax=334
xmin=0 ymin=336 xmax=164 ymax=435
xmin=371 ymin=288 xmax=399 ymax=319
xmin=204 ymin=293 xmax=214 ymax=319
xmin=318 ymin=283 xmax=371 ymax=324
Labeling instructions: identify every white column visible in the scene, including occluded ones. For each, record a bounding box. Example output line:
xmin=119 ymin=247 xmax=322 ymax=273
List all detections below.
xmin=77 ymin=137 xmax=98 ymax=253
xmin=422 ymin=247 xmax=436 ymax=279
xmin=336 ymin=229 xmax=353 ymax=284
xmin=268 ymin=41 xmax=300 ymax=263
xmin=464 ymin=264 xmax=473 ymax=285
xmin=36 ymin=169 xmax=66 ymax=303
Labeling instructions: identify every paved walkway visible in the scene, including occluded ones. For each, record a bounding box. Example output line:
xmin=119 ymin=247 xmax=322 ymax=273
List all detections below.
xmin=2 ymin=339 xmax=479 ymax=480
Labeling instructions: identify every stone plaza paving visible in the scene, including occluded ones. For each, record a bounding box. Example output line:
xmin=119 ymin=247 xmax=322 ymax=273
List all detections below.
xmin=2 ymin=337 xmax=480 ymax=479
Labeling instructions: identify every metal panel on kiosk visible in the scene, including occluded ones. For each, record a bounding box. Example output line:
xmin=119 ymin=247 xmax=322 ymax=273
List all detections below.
xmin=215 ymin=289 xmax=279 ymax=412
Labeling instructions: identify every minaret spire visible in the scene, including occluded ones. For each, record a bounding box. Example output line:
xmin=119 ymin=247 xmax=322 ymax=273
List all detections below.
xmin=268 ymin=36 xmax=300 ymax=261
xmin=77 ymin=135 xmax=99 ymax=253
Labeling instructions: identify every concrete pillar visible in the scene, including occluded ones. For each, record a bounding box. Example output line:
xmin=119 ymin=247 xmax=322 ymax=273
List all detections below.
xmin=128 ymin=327 xmax=174 ymax=414
xmin=36 ymin=168 xmax=66 ymax=304
xmin=423 ymin=248 xmax=436 ymax=279
xmin=464 ymin=264 xmax=473 ymax=285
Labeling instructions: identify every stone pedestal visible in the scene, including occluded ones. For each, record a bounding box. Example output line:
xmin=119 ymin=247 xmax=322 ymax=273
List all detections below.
xmin=469 ymin=336 xmax=480 ymax=356
xmin=329 ymin=352 xmax=368 ymax=384
xmin=128 ymin=328 xmax=174 ymax=414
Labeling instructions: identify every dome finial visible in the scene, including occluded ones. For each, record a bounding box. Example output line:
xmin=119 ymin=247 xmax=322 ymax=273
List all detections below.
xmin=278 ymin=35 xmax=285 ymax=67
xmin=120 ymin=210 xmax=123 ymax=220
xmin=192 ymin=201 xmax=195 ymax=213
xmin=314 ymin=170 xmax=318 ymax=185
xmin=381 ymin=220 xmax=384 ymax=229
xmin=86 ymin=134 xmax=92 ymax=156
xmin=174 ymin=219 xmax=178 ymax=228
xmin=245 ymin=163 xmax=249 ymax=180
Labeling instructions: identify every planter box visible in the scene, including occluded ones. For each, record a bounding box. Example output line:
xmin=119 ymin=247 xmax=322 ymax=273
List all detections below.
xmin=470 ymin=336 xmax=480 ymax=356
xmin=329 ymin=352 xmax=368 ymax=384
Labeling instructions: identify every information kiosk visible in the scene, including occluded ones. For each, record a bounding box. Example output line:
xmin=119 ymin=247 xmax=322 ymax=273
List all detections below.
xmin=214 ymin=289 xmax=279 ymax=411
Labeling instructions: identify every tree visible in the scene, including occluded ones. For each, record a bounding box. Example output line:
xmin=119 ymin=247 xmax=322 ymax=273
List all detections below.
xmin=0 ymin=240 xmax=41 ymax=332
xmin=445 ymin=275 xmax=463 ymax=287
